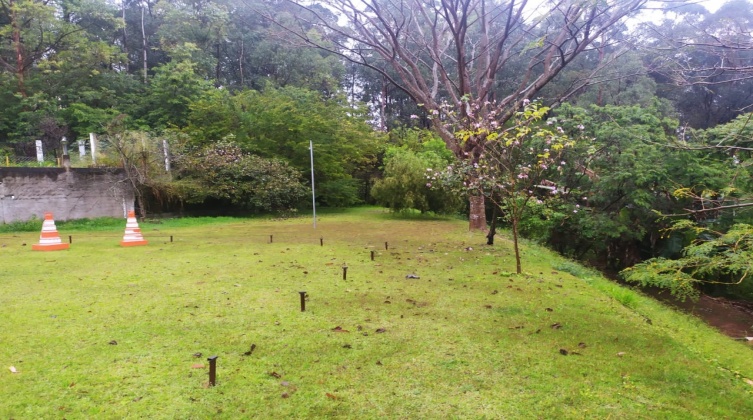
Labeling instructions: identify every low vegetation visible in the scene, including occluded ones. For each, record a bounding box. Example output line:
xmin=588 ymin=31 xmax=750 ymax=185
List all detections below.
xmin=1 ymin=209 xmax=752 ymax=418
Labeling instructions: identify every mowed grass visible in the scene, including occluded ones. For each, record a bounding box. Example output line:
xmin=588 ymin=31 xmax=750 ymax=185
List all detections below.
xmin=1 ymin=208 xmax=753 ymax=418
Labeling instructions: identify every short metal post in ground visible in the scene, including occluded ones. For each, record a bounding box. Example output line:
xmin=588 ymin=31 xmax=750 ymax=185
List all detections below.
xmin=207 ymin=355 xmax=218 ymax=387
xmin=371 ymin=250 xmax=375 ymax=261
xmin=299 ymin=291 xmax=307 ymax=312
xmin=342 ymin=264 xmax=348 ymax=280
xmin=385 ymin=241 xmax=389 ymax=250
xmin=320 ymin=237 xmax=323 ymax=246
xmin=269 ymin=235 xmax=273 ymax=243
xmin=69 ymin=235 xmax=72 ymax=244
xmin=170 ymin=235 xmax=173 ymax=243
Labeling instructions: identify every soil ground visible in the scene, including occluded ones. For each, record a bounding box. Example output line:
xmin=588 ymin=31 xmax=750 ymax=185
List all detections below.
xmin=646 ymin=288 xmax=753 ymax=342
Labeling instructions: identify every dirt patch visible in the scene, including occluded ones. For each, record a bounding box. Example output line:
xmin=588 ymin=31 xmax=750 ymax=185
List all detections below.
xmin=647 ymin=288 xmax=753 ymax=341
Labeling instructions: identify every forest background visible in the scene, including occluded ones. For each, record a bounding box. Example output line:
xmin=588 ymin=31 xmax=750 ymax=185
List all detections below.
xmin=3 ymin=0 xmax=753 ymax=301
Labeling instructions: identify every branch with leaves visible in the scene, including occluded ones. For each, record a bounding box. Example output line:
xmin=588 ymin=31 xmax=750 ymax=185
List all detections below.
xmin=621 ymin=221 xmax=753 ymax=301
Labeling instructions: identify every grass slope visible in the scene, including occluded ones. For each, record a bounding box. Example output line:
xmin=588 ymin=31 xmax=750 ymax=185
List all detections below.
xmin=1 ymin=208 xmax=752 ymax=418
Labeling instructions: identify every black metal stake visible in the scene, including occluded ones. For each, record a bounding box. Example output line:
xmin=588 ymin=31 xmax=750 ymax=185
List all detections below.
xmin=270 ymin=235 xmax=273 ymax=243
xmin=207 ymin=355 xmax=218 ymax=387
xmin=370 ymin=250 xmax=375 ymax=261
xmin=320 ymin=237 xmax=323 ymax=246
xmin=385 ymin=241 xmax=389 ymax=250
xmin=69 ymin=235 xmax=72 ymax=244
xmin=299 ymin=291 xmax=306 ymax=312
xmin=170 ymin=235 xmax=173 ymax=243
xmin=342 ymin=264 xmax=348 ymax=280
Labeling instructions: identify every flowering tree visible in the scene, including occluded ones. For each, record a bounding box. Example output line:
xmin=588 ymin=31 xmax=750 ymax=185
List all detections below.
xmin=430 ymin=101 xmax=579 ymax=273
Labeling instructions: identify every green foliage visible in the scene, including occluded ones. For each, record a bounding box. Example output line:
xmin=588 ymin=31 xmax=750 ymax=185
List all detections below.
xmin=175 ymin=141 xmax=308 ymax=214
xmin=317 ymin=178 xmax=363 ymax=207
xmin=139 ymin=59 xmax=213 ymax=130
xmin=537 ymin=102 xmax=732 ymax=268
xmin=62 ymin=103 xmax=123 ymax=139
xmin=0 ymin=215 xmax=41 ymax=233
xmin=621 ymin=223 xmax=753 ymax=301
xmin=185 ymin=85 xmax=382 ymax=206
xmin=551 ymin=260 xmax=599 ymax=280
xmin=372 ymin=142 xmax=461 ymax=214
xmin=371 ymin=148 xmax=434 ymax=213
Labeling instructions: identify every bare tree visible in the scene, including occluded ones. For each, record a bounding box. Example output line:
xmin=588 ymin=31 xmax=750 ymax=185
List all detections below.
xmin=645 ymin=1 xmax=753 ymax=87
xmin=272 ymin=0 xmax=649 ymax=229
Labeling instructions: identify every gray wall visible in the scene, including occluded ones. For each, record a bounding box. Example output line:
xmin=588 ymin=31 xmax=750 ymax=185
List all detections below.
xmin=0 ymin=168 xmax=135 ymax=224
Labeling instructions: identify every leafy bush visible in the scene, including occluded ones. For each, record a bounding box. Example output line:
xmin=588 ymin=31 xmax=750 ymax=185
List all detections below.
xmin=317 ymin=178 xmax=363 ymax=207
xmin=621 ymin=223 xmax=753 ymax=301
xmin=175 ymin=141 xmax=308 ymax=214
xmin=371 ymin=147 xmax=462 ymax=214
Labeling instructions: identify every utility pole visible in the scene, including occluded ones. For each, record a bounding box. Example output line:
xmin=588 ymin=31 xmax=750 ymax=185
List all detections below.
xmin=309 ymin=140 xmax=316 ymax=229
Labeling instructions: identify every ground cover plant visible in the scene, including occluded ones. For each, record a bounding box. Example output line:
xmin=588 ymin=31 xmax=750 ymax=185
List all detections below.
xmin=2 ymin=208 xmax=753 ymax=418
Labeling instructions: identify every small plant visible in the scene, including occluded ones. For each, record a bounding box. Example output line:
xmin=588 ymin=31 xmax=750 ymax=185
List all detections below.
xmin=611 ymin=288 xmax=640 ymax=310
xmin=552 ymin=260 xmax=598 ymax=279
xmin=0 ymin=215 xmax=41 ymax=233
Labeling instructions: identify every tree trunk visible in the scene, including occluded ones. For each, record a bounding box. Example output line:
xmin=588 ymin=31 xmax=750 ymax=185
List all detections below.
xmin=469 ymin=195 xmax=487 ymax=231
xmin=141 ymin=5 xmax=148 ymax=83
xmin=379 ymin=75 xmax=387 ymax=132
xmin=122 ymin=1 xmax=129 ymax=73
xmin=239 ymin=36 xmax=244 ymax=85
xmin=512 ymin=215 xmax=522 ymax=274
xmin=486 ymin=204 xmax=497 ymax=245
xmin=215 ymin=42 xmax=221 ymax=85
xmin=10 ymin=0 xmax=26 ymax=97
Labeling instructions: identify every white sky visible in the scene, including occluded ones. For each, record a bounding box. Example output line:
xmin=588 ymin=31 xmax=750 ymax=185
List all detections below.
xmin=630 ymin=1 xmax=728 ymax=28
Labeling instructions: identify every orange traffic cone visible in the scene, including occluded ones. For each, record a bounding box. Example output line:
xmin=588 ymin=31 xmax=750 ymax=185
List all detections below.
xmin=32 ymin=213 xmax=70 ymax=251
xmin=120 ymin=211 xmax=148 ymax=247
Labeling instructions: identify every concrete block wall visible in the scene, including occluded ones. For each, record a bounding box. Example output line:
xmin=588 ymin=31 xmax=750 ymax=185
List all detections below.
xmin=0 ymin=168 xmax=135 ymax=224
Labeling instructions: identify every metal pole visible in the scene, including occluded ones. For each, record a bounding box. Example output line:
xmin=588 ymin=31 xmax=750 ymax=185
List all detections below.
xmin=299 ymin=291 xmax=306 ymax=312
xmin=309 ymin=140 xmax=316 ymax=229
xmin=207 ymin=355 xmax=218 ymax=387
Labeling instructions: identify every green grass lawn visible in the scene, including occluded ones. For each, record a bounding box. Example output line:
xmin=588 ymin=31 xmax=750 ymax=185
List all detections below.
xmin=2 ymin=208 xmax=752 ymax=418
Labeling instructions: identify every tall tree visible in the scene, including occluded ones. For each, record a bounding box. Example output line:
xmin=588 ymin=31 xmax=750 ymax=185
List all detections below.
xmin=274 ymin=0 xmax=650 ymax=230
xmin=644 ymin=0 xmax=753 ymax=128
